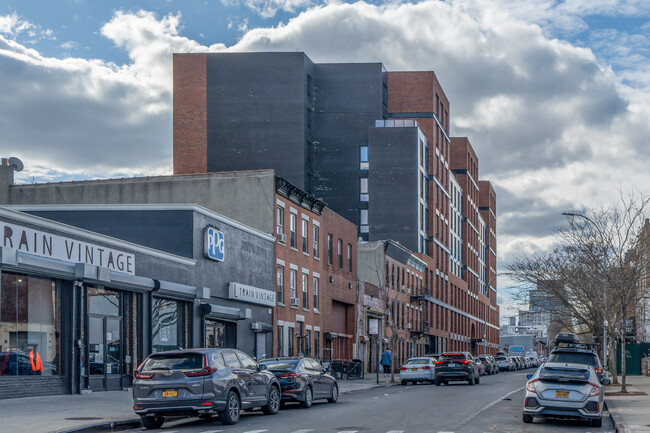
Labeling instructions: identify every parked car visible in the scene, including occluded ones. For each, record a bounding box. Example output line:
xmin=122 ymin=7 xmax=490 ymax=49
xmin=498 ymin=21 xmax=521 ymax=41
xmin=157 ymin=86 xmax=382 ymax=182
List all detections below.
xmin=475 ymin=359 xmax=487 ymax=376
xmin=132 ymin=349 xmax=281 ymax=428
xmin=258 ymin=357 xmax=338 ymax=408
xmin=496 ymin=355 xmax=513 ymax=372
xmin=509 ymin=356 xmax=521 ymax=370
xmin=547 ymin=348 xmax=606 ymax=383
xmin=434 ymin=352 xmax=481 ymax=385
xmin=478 ymin=355 xmax=498 ymax=375
xmin=523 ymin=362 xmax=609 ymax=427
xmin=399 ymin=357 xmax=437 ymax=385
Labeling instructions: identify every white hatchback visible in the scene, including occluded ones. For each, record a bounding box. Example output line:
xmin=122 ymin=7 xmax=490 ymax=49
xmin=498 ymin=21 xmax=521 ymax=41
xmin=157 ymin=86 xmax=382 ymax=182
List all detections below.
xmin=399 ymin=357 xmax=436 ymax=385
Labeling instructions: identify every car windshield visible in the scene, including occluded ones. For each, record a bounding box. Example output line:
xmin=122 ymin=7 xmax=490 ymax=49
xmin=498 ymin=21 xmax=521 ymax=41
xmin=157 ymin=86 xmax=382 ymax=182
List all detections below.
xmin=538 ymin=366 xmax=590 ymax=383
xmin=259 ymin=360 xmax=299 ymax=370
xmin=441 ymin=353 xmax=466 ymax=360
xmin=404 ymin=358 xmax=430 ymax=365
xmin=547 ymin=352 xmax=598 ymax=366
xmin=495 ymin=356 xmax=507 ymax=361
xmin=142 ymin=353 xmax=204 ymax=371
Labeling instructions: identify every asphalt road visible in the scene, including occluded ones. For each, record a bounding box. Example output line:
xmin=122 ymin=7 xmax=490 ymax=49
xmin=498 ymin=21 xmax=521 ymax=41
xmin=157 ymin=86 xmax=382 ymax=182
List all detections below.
xmin=123 ymin=371 xmax=614 ymax=433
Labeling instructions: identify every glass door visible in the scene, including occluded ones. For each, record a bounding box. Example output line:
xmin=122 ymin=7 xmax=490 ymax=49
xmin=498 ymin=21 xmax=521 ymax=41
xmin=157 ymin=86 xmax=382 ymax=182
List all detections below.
xmin=86 ymin=287 xmax=123 ymax=392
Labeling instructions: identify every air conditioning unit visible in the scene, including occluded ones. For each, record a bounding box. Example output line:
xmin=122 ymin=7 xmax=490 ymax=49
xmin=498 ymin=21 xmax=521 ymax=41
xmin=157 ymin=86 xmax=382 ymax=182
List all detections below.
xmin=251 ymin=322 xmax=262 ymax=331
xmin=276 ymin=232 xmax=287 ymax=243
xmin=407 ymin=288 xmax=412 ymax=295
xmin=290 ymin=297 xmax=300 ymax=307
xmin=406 ymin=323 xmax=412 ymax=330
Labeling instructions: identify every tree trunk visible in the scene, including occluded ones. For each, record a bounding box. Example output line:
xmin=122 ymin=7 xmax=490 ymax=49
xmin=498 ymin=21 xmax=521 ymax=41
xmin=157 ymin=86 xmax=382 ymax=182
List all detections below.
xmin=390 ymin=335 xmax=395 ymax=383
xmin=621 ymin=318 xmax=628 ymax=393
xmin=609 ymin=339 xmax=619 ymax=385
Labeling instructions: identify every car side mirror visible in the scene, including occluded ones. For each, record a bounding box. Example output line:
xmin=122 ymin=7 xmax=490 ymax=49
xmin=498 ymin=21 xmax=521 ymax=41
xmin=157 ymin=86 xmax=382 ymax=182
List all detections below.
xmin=526 ymin=374 xmax=533 ymax=380
xmin=601 ymin=378 xmax=610 ymax=385
xmin=258 ymin=364 xmax=267 ymax=371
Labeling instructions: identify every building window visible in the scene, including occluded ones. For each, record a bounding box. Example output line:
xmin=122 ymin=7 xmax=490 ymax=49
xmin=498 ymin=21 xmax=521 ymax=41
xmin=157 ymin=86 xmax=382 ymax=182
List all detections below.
xmin=153 ymin=297 xmax=185 ymax=353
xmin=306 ymin=74 xmax=312 ymax=97
xmin=0 ymin=273 xmax=60 ymax=376
xmin=360 ymin=146 xmax=369 ymax=170
xmin=360 ymin=178 xmax=369 ymax=201
xmin=276 ymin=206 xmax=284 ymax=237
xmin=302 ymin=219 xmax=308 ymax=253
xmin=347 ymin=244 xmax=352 ymax=272
xmin=314 ymin=331 xmax=320 ymax=360
xmin=327 ymin=234 xmax=333 ymax=266
xmin=290 ymin=269 xmax=297 ymax=301
xmin=305 ymin=330 xmax=311 ymax=357
xmin=302 ymin=273 xmax=309 ymax=309
xmin=313 ymin=276 xmax=319 ymax=310
xmin=337 ymin=239 xmax=343 ymax=269
xmin=288 ymin=327 xmax=294 ymax=356
xmin=382 ymin=83 xmax=388 ymax=108
xmin=276 ymin=265 xmax=284 ymax=304
xmin=277 ymin=325 xmax=284 ymax=356
xmin=360 ymin=209 xmax=368 ymax=225
xmin=313 ymin=225 xmax=319 ymax=258
xmin=290 ymin=213 xmax=296 ymax=248
xmin=297 ymin=322 xmax=304 ymax=355
xmin=307 ymin=109 xmax=312 ymax=129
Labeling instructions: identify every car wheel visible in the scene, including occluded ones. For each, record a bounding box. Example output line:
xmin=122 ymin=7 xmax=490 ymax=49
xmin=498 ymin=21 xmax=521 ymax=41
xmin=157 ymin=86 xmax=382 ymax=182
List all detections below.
xmin=522 ymin=414 xmax=533 ymax=424
xmin=140 ymin=415 xmax=164 ymax=430
xmin=401 ymin=380 xmax=407 ymax=386
xmin=591 ymin=417 xmax=602 ymax=428
xmin=434 ymin=379 xmax=441 ymax=386
xmin=327 ymin=384 xmax=339 ymax=403
xmin=262 ymin=385 xmax=280 ymax=415
xmin=475 ymin=375 xmax=480 ymax=384
xmin=279 ymin=401 xmax=287 ymax=409
xmin=300 ymin=386 xmax=313 ymax=409
xmin=219 ymin=390 xmax=241 ymax=425
xmin=468 ymin=375 xmax=474 ymax=386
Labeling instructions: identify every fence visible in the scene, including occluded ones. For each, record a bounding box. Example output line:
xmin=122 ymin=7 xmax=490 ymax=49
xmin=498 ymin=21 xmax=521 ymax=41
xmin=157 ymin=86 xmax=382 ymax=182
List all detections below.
xmin=323 ymin=360 xmax=364 ymax=380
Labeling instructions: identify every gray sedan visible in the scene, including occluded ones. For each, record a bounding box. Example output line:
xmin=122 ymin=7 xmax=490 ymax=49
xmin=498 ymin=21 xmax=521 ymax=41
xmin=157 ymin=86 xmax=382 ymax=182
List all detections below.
xmin=132 ymin=348 xmax=281 ymax=428
xmin=523 ymin=362 xmax=608 ymax=427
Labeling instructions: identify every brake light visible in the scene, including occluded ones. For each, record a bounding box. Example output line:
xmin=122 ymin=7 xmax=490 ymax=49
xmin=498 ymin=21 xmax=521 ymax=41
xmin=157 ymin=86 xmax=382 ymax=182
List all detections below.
xmin=184 ymin=354 xmax=217 ymax=377
xmin=435 ymin=361 xmax=444 ymax=365
xmin=459 ymin=360 xmax=470 ymax=365
xmin=589 ymin=383 xmax=601 ymax=396
xmin=422 ymin=366 xmax=431 ymax=370
xmin=134 ymin=370 xmax=154 ymax=379
xmin=595 ymin=366 xmax=604 ymax=375
xmin=526 ymin=379 xmax=538 ymax=393
xmin=400 ymin=367 xmax=407 ymax=371
xmin=277 ymin=372 xmax=302 ymax=378
xmin=133 ymin=406 xmax=142 ymax=410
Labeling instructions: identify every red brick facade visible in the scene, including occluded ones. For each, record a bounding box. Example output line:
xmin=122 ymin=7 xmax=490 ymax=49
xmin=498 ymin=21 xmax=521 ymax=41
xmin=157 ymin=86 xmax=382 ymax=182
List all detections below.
xmin=173 ymin=54 xmax=207 ymax=175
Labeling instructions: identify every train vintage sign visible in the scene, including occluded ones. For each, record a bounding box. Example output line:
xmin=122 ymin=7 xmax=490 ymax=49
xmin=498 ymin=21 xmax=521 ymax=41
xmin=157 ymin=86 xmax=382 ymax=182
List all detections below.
xmin=2 ymin=221 xmax=135 ymax=275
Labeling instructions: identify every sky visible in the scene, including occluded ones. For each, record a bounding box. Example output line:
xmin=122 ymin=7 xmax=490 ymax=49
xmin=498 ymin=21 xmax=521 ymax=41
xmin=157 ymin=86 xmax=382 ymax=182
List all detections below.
xmin=2 ymin=0 xmax=650 ymax=322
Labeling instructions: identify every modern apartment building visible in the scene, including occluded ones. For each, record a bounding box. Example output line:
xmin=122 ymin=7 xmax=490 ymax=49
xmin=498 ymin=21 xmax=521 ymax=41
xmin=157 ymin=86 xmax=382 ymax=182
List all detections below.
xmin=172 ymin=51 xmax=499 ymax=354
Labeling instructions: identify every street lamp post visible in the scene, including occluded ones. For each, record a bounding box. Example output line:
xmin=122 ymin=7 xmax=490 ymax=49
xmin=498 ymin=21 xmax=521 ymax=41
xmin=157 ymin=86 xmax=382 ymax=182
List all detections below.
xmin=562 ymin=211 xmax=608 ymax=368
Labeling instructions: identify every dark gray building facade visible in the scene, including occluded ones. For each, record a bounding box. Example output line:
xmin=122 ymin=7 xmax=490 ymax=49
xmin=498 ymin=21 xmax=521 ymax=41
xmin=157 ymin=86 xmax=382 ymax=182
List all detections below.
xmin=0 ymin=204 xmax=275 ymax=399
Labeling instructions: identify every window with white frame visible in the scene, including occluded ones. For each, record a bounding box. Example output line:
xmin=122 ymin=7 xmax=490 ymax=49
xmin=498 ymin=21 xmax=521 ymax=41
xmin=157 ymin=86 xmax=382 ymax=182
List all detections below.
xmin=290 ymin=213 xmax=296 ymax=248
xmin=290 ymin=269 xmax=297 ymax=300
xmin=360 ymin=178 xmax=369 ymax=201
xmin=302 ymin=219 xmax=308 ymax=253
xmin=313 ymin=276 xmax=319 ymax=310
xmin=360 ymin=146 xmax=369 ymax=170
xmin=276 ymin=205 xmax=284 ymax=237
xmin=302 ymin=272 xmax=308 ymax=309
xmin=313 ymin=225 xmax=319 ymax=258
xmin=276 ymin=265 xmax=284 ymax=303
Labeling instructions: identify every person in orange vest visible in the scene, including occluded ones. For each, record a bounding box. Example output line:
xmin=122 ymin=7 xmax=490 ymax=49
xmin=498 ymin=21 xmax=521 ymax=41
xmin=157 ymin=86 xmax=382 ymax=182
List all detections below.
xmin=29 ymin=347 xmax=44 ymax=375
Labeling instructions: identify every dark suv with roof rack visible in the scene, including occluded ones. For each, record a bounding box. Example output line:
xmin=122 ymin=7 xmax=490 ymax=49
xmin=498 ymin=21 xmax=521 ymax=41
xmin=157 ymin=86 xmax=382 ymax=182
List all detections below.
xmin=548 ymin=333 xmax=607 ymax=382
xmin=434 ymin=352 xmax=481 ymax=386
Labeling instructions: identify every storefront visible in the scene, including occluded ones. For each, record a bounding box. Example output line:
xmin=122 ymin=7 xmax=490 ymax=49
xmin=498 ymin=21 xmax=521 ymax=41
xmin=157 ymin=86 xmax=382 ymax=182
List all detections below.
xmin=1 ymin=204 xmax=276 ymax=398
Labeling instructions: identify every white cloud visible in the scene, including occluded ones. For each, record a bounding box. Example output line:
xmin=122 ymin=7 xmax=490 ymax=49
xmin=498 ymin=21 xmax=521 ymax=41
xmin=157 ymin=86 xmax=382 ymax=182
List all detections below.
xmin=2 ymin=2 xmax=650 ymax=288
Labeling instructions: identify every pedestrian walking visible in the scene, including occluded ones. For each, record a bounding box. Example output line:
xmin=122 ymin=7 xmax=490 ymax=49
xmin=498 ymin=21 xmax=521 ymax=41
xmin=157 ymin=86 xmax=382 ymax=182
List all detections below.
xmin=380 ymin=348 xmax=391 ymax=377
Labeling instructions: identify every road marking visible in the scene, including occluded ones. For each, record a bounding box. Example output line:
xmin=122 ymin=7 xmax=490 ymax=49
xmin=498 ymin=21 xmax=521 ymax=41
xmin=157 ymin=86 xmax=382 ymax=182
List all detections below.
xmin=290 ymin=430 xmax=315 ymax=433
xmin=452 ymin=386 xmax=524 ymax=429
xmin=386 ymin=431 xmax=405 ymax=433
xmin=200 ymin=431 xmax=224 ymax=433
xmin=242 ymin=431 xmax=268 ymax=433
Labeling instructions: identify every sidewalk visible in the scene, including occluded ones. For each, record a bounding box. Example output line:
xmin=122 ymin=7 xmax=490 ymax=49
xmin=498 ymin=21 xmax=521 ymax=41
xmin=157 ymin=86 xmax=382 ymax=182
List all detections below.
xmin=0 ymin=376 xmax=397 ymax=433
xmin=606 ymin=375 xmax=650 ymax=433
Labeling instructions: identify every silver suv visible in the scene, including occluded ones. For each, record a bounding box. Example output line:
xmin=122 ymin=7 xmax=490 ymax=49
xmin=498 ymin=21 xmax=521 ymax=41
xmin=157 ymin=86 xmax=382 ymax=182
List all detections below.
xmin=132 ymin=349 xmax=281 ymax=428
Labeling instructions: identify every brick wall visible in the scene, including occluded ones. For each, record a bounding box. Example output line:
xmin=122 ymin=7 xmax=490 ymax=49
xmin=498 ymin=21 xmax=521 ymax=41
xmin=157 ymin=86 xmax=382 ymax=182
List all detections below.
xmin=173 ymin=54 xmax=207 ymax=175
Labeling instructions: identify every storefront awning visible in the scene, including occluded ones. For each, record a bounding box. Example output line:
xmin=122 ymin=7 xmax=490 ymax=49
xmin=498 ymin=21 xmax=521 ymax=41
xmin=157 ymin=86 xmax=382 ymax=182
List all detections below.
xmin=200 ymin=302 xmax=251 ymax=321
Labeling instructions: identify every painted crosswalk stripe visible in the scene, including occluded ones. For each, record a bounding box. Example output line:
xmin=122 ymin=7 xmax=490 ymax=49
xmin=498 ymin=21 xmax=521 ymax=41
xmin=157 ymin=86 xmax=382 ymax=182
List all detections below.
xmin=200 ymin=430 xmax=224 ymax=433
xmin=242 ymin=430 xmax=269 ymax=433
xmin=386 ymin=431 xmax=405 ymax=433
xmin=290 ymin=430 xmax=315 ymax=433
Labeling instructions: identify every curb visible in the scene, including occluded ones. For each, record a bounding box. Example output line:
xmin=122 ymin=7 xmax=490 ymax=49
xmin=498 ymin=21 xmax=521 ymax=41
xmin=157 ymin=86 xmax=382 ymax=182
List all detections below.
xmin=606 ymin=401 xmax=628 ymax=433
xmin=340 ymin=382 xmax=400 ymax=394
xmin=57 ymin=419 xmax=141 ymax=433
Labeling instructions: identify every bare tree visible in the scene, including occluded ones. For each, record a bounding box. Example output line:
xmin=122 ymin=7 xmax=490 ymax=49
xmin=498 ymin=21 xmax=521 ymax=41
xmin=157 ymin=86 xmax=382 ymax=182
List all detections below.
xmin=509 ymin=189 xmax=650 ymax=392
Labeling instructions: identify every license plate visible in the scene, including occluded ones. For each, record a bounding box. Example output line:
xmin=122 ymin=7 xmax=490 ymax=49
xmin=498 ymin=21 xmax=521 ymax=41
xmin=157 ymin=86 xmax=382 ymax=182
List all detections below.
xmin=162 ymin=390 xmax=178 ymax=398
xmin=448 ymin=363 xmax=455 ymax=367
xmin=411 ymin=368 xmax=418 ymax=371
xmin=555 ymin=391 xmax=569 ymax=398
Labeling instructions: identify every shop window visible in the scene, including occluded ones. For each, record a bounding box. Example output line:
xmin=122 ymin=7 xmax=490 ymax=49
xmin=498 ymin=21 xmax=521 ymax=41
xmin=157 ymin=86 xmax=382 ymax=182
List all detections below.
xmin=152 ymin=297 xmax=187 ymax=353
xmin=0 ymin=272 xmax=60 ymax=376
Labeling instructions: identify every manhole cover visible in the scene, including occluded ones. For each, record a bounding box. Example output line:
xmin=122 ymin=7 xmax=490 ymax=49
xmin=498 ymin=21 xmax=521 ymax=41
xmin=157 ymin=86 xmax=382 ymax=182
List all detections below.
xmin=65 ymin=417 xmax=103 ymax=421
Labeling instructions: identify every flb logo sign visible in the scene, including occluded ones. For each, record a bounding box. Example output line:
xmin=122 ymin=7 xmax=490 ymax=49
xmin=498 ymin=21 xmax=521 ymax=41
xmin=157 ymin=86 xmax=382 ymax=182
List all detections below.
xmin=204 ymin=227 xmax=225 ymax=262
